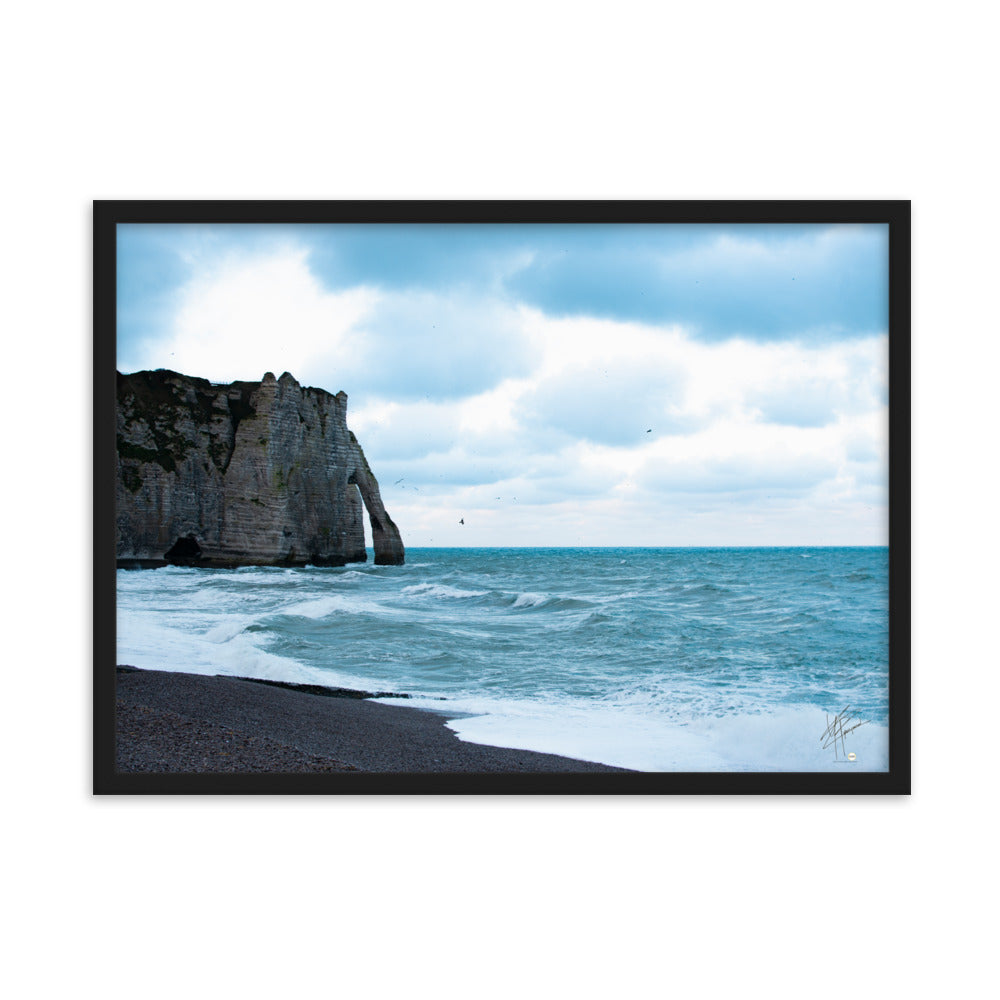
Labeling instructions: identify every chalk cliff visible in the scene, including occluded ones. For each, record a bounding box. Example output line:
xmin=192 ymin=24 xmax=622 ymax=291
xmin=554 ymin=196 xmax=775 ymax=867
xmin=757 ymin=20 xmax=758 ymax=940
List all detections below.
xmin=116 ymin=369 xmax=404 ymax=567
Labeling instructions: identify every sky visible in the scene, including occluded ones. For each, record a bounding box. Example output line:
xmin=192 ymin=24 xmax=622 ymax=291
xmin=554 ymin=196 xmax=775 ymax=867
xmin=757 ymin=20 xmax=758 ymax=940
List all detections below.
xmin=116 ymin=222 xmax=889 ymax=547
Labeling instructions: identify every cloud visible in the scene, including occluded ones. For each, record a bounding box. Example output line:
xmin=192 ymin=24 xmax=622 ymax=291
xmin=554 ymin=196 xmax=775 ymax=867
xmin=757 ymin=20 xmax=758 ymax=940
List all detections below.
xmin=637 ymin=451 xmax=839 ymax=496
xmin=116 ymin=227 xmax=193 ymax=363
xmin=508 ymin=224 xmax=888 ymax=341
xmin=751 ymin=381 xmax=841 ymax=427
xmin=519 ymin=360 xmax=691 ymax=445
xmin=117 ymin=223 xmax=890 ymax=377
xmin=354 ymin=311 xmax=888 ymax=540
xmin=346 ymin=400 xmax=463 ymax=461
xmin=375 ymin=448 xmax=526 ymax=491
xmin=119 ymin=238 xmax=538 ymax=408
xmin=121 ymin=245 xmax=378 ymax=385
xmin=746 ymin=336 xmax=889 ymax=427
xmin=344 ymin=291 xmax=537 ymax=401
xmin=848 ymin=459 xmax=889 ymax=489
xmin=302 ymin=223 xmax=536 ymax=293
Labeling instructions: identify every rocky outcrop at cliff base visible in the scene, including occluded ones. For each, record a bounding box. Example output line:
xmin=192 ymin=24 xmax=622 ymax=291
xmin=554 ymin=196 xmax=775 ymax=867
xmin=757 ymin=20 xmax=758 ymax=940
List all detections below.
xmin=116 ymin=369 xmax=404 ymax=567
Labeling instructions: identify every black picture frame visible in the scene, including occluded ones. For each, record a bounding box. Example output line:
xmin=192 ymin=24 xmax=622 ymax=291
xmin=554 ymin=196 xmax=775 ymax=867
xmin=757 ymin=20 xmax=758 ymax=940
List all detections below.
xmin=94 ymin=200 xmax=910 ymax=795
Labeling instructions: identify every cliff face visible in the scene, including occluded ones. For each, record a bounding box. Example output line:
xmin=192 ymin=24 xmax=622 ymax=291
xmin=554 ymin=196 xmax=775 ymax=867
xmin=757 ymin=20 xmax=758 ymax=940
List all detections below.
xmin=116 ymin=369 xmax=404 ymax=567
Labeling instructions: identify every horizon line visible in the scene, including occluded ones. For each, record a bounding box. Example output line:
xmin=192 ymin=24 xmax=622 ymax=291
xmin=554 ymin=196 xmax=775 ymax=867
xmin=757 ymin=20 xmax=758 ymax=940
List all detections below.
xmin=365 ymin=543 xmax=889 ymax=550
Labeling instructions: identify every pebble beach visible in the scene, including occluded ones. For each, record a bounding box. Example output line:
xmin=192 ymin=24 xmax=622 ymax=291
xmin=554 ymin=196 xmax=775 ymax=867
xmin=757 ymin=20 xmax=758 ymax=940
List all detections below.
xmin=115 ymin=667 xmax=633 ymax=774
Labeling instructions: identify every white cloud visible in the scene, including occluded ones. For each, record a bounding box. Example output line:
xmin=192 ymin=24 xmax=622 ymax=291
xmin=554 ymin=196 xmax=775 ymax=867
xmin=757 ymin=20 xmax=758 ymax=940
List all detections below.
xmin=127 ymin=247 xmax=378 ymax=385
xmin=359 ymin=313 xmax=888 ymax=545
xmin=347 ymin=399 xmax=463 ymax=460
xmin=520 ymin=360 xmax=688 ymax=445
xmin=346 ymin=290 xmax=537 ymax=400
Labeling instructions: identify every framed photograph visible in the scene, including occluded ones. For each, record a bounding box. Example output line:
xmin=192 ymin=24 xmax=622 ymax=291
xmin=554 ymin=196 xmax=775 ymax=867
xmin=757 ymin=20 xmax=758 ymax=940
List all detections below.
xmin=94 ymin=201 xmax=910 ymax=794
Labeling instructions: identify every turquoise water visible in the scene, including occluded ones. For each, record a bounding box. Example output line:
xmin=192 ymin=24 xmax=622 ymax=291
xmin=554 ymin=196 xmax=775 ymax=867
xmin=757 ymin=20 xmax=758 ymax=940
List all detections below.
xmin=117 ymin=547 xmax=890 ymax=772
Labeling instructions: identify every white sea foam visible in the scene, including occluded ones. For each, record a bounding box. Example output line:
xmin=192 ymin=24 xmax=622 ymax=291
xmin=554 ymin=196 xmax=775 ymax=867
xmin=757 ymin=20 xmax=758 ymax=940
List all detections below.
xmin=221 ymin=570 xmax=303 ymax=585
xmin=436 ymin=699 xmax=889 ymax=773
xmin=202 ymin=618 xmax=250 ymax=643
xmin=279 ymin=594 xmax=387 ymax=618
xmin=401 ymin=583 xmax=488 ymax=599
xmin=512 ymin=591 xmax=548 ymax=608
xmin=118 ymin=610 xmax=391 ymax=692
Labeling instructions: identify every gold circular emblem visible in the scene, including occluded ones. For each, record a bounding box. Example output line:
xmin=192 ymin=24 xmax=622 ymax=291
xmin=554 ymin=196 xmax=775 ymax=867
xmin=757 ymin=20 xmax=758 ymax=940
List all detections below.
xmin=847 ymin=752 xmax=857 ymax=761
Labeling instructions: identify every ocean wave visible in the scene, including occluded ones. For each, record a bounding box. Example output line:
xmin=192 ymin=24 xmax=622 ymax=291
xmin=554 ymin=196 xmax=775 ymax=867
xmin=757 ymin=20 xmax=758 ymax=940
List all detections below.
xmin=511 ymin=591 xmax=548 ymax=609
xmin=277 ymin=594 xmax=387 ymax=619
xmin=504 ymin=591 xmax=596 ymax=612
xmin=577 ymin=610 xmax=613 ymax=627
xmin=681 ymin=582 xmax=733 ymax=595
xmin=118 ymin=613 xmax=394 ymax=693
xmin=121 ymin=565 xmax=199 ymax=576
xmin=202 ymin=618 xmax=252 ymax=643
xmin=401 ymin=583 xmax=489 ymax=599
xmin=219 ymin=571 xmax=301 ymax=585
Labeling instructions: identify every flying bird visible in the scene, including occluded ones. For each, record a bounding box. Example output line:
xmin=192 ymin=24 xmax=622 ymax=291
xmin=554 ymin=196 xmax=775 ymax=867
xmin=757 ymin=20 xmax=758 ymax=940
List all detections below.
xmin=459 ymin=518 xmax=464 ymax=525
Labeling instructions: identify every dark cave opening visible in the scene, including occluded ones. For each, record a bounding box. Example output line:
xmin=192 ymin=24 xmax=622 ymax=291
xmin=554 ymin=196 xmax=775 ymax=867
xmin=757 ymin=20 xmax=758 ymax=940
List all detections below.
xmin=164 ymin=534 xmax=202 ymax=565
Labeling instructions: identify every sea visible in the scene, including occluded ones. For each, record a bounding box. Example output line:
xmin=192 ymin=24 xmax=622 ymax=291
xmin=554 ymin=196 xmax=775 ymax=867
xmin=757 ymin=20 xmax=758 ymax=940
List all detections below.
xmin=116 ymin=547 xmax=890 ymax=772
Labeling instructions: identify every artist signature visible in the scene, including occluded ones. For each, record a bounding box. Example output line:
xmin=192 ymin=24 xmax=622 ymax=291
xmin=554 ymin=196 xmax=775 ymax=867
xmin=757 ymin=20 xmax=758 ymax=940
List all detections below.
xmin=820 ymin=707 xmax=869 ymax=761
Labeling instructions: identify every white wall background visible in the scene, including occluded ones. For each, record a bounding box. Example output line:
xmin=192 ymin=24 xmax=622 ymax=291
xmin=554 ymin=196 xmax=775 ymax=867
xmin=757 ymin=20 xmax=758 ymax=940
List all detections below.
xmin=2 ymin=2 xmax=994 ymax=997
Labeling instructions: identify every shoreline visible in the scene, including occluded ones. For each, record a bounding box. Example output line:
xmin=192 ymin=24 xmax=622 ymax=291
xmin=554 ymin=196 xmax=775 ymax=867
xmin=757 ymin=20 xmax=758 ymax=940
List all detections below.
xmin=115 ymin=666 xmax=634 ymax=774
